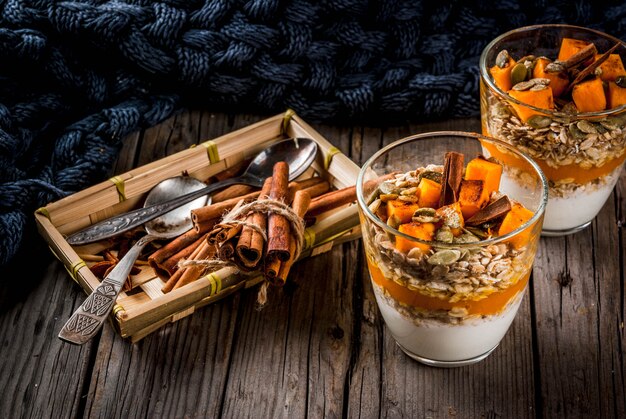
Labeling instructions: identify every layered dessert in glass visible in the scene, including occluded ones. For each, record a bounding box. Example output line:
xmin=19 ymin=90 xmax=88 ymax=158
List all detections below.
xmin=356 ymin=132 xmax=547 ymax=367
xmin=480 ymin=24 xmax=626 ymax=235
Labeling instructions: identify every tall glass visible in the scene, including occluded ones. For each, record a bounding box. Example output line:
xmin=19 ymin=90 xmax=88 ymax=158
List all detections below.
xmin=356 ymin=131 xmax=547 ymax=367
xmin=480 ymin=24 xmax=626 ymax=235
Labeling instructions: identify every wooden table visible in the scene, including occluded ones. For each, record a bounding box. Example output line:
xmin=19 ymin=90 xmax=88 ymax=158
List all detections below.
xmin=1 ymin=111 xmax=624 ymax=418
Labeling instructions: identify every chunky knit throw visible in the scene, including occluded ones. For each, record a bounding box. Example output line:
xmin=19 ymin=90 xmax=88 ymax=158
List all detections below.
xmin=1 ymin=0 xmax=626 ymax=268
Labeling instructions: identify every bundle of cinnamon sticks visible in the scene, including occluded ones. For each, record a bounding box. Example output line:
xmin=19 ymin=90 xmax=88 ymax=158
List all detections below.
xmin=147 ymin=161 xmax=363 ymax=293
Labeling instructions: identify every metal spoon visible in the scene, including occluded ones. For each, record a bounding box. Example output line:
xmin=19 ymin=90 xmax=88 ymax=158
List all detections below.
xmin=66 ymin=137 xmax=318 ymax=246
xmin=59 ymin=176 xmax=209 ymax=345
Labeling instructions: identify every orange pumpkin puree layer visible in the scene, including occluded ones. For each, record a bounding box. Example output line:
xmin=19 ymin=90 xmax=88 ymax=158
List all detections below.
xmin=367 ymin=257 xmax=530 ymax=316
xmin=481 ymin=141 xmax=626 ymax=184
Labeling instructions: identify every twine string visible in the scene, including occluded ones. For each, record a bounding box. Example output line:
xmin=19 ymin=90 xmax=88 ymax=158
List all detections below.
xmin=179 ymin=197 xmax=306 ymax=268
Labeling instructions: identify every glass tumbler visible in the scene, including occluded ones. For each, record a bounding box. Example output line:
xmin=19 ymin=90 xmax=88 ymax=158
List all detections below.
xmin=480 ymin=24 xmax=626 ymax=235
xmin=356 ymin=131 xmax=547 ymax=367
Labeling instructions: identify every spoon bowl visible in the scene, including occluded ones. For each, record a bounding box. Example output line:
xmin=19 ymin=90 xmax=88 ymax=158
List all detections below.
xmin=144 ymin=176 xmax=210 ymax=237
xmin=59 ymin=176 xmax=208 ymax=345
xmin=66 ymin=137 xmax=318 ymax=245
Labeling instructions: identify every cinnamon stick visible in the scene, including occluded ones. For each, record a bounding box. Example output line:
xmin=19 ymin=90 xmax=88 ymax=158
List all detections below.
xmin=212 ymin=184 xmax=256 ymax=203
xmin=465 ymin=196 xmax=512 ymax=226
xmin=439 ymin=152 xmax=464 ymax=207
xmin=218 ymin=239 xmax=236 ymax=260
xmin=267 ymin=162 xmax=291 ymax=262
xmin=306 ymin=185 xmax=356 ymax=217
xmin=210 ymin=158 xmax=251 ymax=182
xmin=161 ymin=267 xmax=185 ymax=294
xmin=161 ymin=236 xmax=207 ymax=293
xmin=236 ymin=177 xmax=273 ymax=268
xmin=305 ymin=175 xmax=396 ymax=217
xmin=150 ymin=233 xmax=207 ymax=280
xmin=264 ymin=256 xmax=282 ymax=280
xmin=148 ymin=220 xmax=216 ymax=267
xmin=272 ymin=190 xmax=312 ymax=285
xmin=300 ymin=179 xmax=330 ymax=199
xmin=172 ymin=241 xmax=216 ymax=290
xmin=192 ymin=189 xmax=263 ymax=233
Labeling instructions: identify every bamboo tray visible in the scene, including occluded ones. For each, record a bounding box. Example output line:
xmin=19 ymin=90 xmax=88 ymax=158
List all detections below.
xmin=35 ymin=112 xmax=362 ymax=342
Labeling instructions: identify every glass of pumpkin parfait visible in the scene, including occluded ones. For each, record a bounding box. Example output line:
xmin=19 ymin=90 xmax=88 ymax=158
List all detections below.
xmin=356 ymin=131 xmax=547 ymax=367
xmin=480 ymin=24 xmax=626 ymax=235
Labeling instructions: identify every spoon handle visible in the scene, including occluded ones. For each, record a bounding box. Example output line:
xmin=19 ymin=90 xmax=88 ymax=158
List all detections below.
xmin=59 ymin=235 xmax=156 ymax=344
xmin=66 ymin=176 xmax=243 ymax=246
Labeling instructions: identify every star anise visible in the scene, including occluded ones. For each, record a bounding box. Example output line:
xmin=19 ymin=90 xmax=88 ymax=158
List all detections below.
xmin=89 ymin=248 xmax=142 ymax=292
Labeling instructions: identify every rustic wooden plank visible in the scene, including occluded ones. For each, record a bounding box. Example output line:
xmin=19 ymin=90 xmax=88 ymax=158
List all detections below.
xmin=219 ymin=242 xmax=356 ymax=417
xmin=0 ymin=262 xmax=95 ymax=418
xmin=83 ymin=295 xmax=241 ymax=418
xmin=531 ymin=183 xmax=625 ymax=418
xmin=592 ymin=176 xmax=626 ymax=418
xmin=345 ymin=242 xmax=384 ymax=418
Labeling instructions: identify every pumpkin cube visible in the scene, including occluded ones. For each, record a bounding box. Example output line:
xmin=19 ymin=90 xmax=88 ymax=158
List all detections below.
xmin=607 ymin=81 xmax=626 ymax=109
xmin=417 ymin=177 xmax=441 ymax=209
xmin=572 ymin=77 xmax=606 ymax=112
xmin=396 ymin=222 xmax=436 ymax=253
xmin=532 ymin=57 xmax=569 ymax=98
xmin=508 ymin=87 xmax=554 ymax=122
xmin=435 ymin=202 xmax=465 ymax=236
xmin=387 ymin=199 xmax=420 ymax=224
xmin=558 ymin=38 xmax=591 ymax=61
xmin=490 ymin=55 xmax=516 ymax=92
xmin=458 ymin=179 xmax=490 ymax=220
xmin=465 ymin=157 xmax=503 ymax=197
xmin=597 ymin=54 xmax=626 ymax=82
xmin=498 ymin=202 xmax=534 ymax=248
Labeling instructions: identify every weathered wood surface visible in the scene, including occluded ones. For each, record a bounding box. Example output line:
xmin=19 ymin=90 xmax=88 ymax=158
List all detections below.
xmin=0 ymin=111 xmax=624 ymax=418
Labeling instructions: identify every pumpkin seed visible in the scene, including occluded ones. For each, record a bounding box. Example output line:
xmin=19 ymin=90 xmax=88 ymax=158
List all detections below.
xmin=577 ymin=120 xmax=598 ymax=134
xmin=400 ymin=187 xmax=419 ymax=196
xmin=518 ymin=55 xmax=536 ymax=64
xmin=398 ymin=195 xmax=418 ymax=203
xmin=386 ymin=214 xmax=400 ymax=229
xmin=412 ymin=207 xmax=439 ymax=223
xmin=495 ymin=49 xmax=510 ymax=68
xmin=527 ymin=115 xmax=552 ymax=128
xmin=379 ymin=193 xmax=398 ymax=202
xmin=530 ymin=84 xmax=548 ymax=91
xmin=463 ymin=226 xmax=490 ymax=239
xmin=378 ymin=182 xmax=398 ymax=195
xmin=413 ymin=215 xmax=440 ymax=223
xmin=510 ymin=63 xmax=529 ymax=86
xmin=427 ymin=249 xmax=462 ymax=266
xmin=545 ymin=60 xmax=566 ymax=73
xmin=512 ymin=80 xmax=535 ymax=91
xmin=435 ymin=226 xmax=454 ymax=243
xmin=406 ymin=247 xmax=424 ymax=260
xmin=568 ymin=123 xmax=586 ymax=139
xmin=594 ymin=123 xmax=607 ymax=134
xmin=414 ymin=207 xmax=435 ymax=216
xmin=616 ymin=75 xmax=626 ymax=88
xmin=561 ymin=101 xmax=578 ymax=115
xmin=418 ymin=171 xmax=442 ymax=184
xmin=454 ymin=233 xmax=480 ymax=244
xmin=599 ymin=118 xmax=622 ymax=130
xmin=368 ymin=198 xmax=381 ymax=213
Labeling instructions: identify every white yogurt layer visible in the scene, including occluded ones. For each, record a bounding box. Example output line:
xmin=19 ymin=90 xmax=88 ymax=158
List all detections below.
xmin=542 ymin=183 xmax=615 ymax=231
xmin=499 ymin=164 xmax=622 ymax=233
xmin=374 ymin=287 xmax=525 ymax=362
